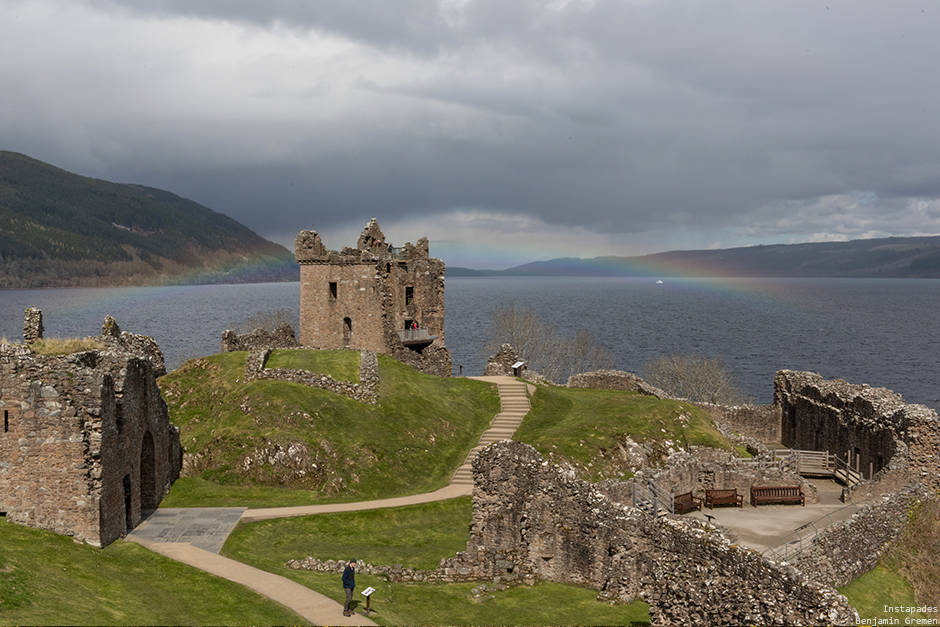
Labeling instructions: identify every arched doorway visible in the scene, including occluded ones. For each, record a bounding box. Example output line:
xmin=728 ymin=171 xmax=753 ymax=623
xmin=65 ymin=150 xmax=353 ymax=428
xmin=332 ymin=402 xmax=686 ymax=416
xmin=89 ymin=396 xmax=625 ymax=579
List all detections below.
xmin=140 ymin=431 xmax=157 ymax=510
xmin=123 ymin=474 xmax=132 ymax=530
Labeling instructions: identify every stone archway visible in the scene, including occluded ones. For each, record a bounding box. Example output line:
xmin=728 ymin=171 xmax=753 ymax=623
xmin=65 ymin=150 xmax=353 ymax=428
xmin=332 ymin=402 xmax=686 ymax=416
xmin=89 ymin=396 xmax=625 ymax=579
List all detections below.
xmin=123 ymin=474 xmax=132 ymax=530
xmin=140 ymin=431 xmax=157 ymax=510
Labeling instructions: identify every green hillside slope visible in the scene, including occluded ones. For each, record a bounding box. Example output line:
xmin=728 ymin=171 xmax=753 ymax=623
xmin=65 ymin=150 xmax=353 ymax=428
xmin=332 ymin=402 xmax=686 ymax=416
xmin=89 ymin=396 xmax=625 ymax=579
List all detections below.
xmin=158 ymin=350 xmax=501 ymax=507
xmin=0 ymin=518 xmax=306 ymax=625
xmin=515 ymin=385 xmax=730 ymax=482
xmin=0 ymin=151 xmax=297 ymax=287
xmin=450 ymin=235 xmax=940 ymax=278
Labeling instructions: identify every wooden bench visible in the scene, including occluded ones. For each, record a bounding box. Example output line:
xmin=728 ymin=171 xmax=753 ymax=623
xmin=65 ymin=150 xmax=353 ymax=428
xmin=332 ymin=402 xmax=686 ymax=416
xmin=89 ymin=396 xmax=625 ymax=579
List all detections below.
xmin=751 ymin=485 xmax=805 ymax=506
xmin=704 ymin=488 xmax=743 ymax=509
xmin=674 ymin=491 xmax=702 ymax=515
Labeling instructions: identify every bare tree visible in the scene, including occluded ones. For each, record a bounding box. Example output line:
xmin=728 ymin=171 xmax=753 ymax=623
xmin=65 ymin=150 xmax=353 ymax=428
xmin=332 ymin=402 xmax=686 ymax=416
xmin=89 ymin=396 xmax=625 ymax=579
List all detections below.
xmin=486 ymin=303 xmax=614 ymax=383
xmin=643 ymin=353 xmax=749 ymax=405
xmin=568 ymin=327 xmax=615 ymax=377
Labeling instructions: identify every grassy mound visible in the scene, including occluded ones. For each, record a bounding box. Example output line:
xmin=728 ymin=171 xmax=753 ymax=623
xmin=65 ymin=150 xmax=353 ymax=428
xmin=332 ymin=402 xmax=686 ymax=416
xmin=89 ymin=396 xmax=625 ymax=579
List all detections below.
xmin=223 ymin=498 xmax=651 ymax=626
xmin=514 ymin=385 xmax=731 ymax=481
xmin=0 ymin=518 xmax=306 ymax=626
xmin=0 ymin=337 xmax=105 ymax=354
xmin=158 ymin=350 xmax=499 ymax=506
xmin=266 ymin=348 xmax=360 ymax=382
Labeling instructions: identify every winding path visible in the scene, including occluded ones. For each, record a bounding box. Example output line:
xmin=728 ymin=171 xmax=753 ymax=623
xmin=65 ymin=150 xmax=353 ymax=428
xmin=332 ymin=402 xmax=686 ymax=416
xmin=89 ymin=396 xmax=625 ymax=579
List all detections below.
xmin=127 ymin=375 xmax=529 ymax=626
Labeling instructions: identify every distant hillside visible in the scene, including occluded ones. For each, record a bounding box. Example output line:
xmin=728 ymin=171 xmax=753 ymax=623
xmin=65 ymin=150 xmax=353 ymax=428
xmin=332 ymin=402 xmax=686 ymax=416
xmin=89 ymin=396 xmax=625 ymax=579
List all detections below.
xmin=449 ymin=236 xmax=940 ymax=278
xmin=0 ymin=151 xmax=298 ymax=288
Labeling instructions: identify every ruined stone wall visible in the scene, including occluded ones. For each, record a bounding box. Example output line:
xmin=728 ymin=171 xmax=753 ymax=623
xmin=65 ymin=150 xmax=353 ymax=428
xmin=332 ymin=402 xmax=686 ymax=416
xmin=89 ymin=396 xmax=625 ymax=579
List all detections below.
xmin=795 ymin=486 xmax=931 ymax=588
xmin=0 ymin=347 xmax=181 ymax=547
xmin=0 ymin=349 xmax=104 ymax=545
xmin=483 ymin=344 xmax=519 ymax=377
xmin=380 ymin=243 xmax=446 ymax=344
xmin=221 ymin=323 xmax=300 ymax=353
xmin=775 ymin=370 xmax=940 ymax=497
xmin=698 ymin=403 xmax=782 ymax=443
xmin=629 ymin=449 xmax=820 ymax=506
xmin=23 ymin=308 xmax=43 ymax=344
xmin=567 ymin=369 xmax=667 ymax=398
xmin=101 ymin=315 xmax=167 ymax=376
xmin=902 ymin=405 xmax=940 ymax=494
xmin=298 ymin=261 xmax=387 ymax=351
xmin=387 ymin=342 xmax=452 ymax=379
xmin=244 ymin=348 xmax=379 ymax=404
xmin=464 ymin=441 xmax=856 ymax=625
xmin=98 ymin=352 xmax=181 ymax=543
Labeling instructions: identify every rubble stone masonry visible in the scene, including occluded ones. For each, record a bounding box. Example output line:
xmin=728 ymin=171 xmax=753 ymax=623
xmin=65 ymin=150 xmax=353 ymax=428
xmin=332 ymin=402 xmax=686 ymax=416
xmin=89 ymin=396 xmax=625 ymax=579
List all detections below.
xmin=288 ymin=440 xmax=859 ymax=625
xmin=775 ymin=369 xmax=940 ymax=499
xmin=0 ymin=312 xmax=182 ymax=547
xmin=795 ymin=485 xmax=932 ymax=588
xmin=244 ymin=348 xmax=379 ymax=404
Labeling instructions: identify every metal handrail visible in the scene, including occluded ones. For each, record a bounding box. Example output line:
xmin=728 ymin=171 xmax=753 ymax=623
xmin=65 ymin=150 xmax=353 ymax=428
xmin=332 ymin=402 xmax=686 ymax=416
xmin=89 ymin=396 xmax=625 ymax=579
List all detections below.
xmin=762 ymin=504 xmax=861 ymax=562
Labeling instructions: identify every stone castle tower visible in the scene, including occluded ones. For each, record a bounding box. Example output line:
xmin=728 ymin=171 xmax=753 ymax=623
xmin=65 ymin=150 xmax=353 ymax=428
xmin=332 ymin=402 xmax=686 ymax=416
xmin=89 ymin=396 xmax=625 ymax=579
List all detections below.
xmin=294 ymin=219 xmax=451 ymax=376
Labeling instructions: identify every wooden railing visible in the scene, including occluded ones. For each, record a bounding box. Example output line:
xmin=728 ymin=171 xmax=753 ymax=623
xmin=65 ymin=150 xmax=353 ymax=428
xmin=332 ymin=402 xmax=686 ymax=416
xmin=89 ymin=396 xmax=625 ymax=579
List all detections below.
xmin=793 ymin=450 xmax=833 ymax=477
xmin=399 ymin=327 xmax=433 ymax=344
xmin=833 ymin=455 xmax=863 ymax=487
xmin=737 ymin=449 xmax=862 ymax=487
xmin=632 ymin=480 xmax=674 ymax=517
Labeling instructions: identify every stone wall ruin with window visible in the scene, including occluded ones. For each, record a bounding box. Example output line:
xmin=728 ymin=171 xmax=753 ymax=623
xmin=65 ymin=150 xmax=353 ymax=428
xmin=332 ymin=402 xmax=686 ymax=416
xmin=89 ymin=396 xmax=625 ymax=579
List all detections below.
xmin=774 ymin=369 xmax=940 ymax=501
xmin=0 ymin=311 xmax=182 ymax=547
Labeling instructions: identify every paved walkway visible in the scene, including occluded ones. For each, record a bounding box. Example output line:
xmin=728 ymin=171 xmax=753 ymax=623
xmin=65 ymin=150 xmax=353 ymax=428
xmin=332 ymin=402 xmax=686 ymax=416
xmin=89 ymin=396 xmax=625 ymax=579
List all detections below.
xmin=127 ymin=375 xmax=528 ymax=626
xmin=241 ymin=483 xmax=472 ymax=522
xmin=684 ymin=479 xmax=850 ymax=552
xmin=451 ymin=378 xmax=531 ymax=487
xmin=128 ymin=507 xmax=246 ymax=553
xmin=125 ymin=537 xmax=378 ymax=626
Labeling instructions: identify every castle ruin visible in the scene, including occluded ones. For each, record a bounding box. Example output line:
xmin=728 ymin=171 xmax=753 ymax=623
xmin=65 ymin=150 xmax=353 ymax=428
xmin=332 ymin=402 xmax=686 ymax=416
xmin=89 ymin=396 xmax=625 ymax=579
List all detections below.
xmin=0 ymin=311 xmax=182 ymax=547
xmin=295 ymin=219 xmax=451 ymax=376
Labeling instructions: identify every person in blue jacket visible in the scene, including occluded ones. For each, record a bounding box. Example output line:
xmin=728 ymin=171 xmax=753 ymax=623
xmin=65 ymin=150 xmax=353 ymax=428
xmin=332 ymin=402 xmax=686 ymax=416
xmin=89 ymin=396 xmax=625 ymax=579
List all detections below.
xmin=342 ymin=559 xmax=356 ymax=616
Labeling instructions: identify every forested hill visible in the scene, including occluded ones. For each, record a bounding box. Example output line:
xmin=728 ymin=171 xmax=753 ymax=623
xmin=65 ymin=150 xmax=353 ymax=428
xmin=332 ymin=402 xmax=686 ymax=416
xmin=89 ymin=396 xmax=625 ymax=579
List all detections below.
xmin=450 ymin=235 xmax=940 ymax=278
xmin=0 ymin=151 xmax=298 ymax=288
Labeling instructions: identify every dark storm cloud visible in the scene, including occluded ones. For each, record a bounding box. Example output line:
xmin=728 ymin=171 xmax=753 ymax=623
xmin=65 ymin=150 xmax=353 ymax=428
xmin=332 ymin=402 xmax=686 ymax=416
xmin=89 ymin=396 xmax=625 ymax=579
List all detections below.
xmin=2 ymin=0 xmax=940 ymax=261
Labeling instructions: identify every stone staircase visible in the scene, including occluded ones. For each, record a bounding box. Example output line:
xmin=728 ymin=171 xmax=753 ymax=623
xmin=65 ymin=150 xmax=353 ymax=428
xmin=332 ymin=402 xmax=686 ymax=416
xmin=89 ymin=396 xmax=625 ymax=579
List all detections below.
xmin=451 ymin=380 xmax=531 ymax=487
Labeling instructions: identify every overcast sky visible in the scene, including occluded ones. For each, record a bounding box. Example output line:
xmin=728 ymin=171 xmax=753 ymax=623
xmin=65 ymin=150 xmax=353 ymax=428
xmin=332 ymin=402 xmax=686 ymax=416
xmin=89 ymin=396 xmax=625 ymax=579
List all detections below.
xmin=2 ymin=0 xmax=939 ymax=268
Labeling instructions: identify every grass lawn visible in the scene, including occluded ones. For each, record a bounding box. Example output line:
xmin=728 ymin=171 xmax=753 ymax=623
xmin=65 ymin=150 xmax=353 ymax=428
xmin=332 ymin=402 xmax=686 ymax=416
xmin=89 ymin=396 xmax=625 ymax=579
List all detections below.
xmin=281 ymin=573 xmax=651 ymax=626
xmin=0 ymin=518 xmax=307 ymax=626
xmin=514 ymin=385 xmax=730 ymax=481
xmin=839 ymin=565 xmax=932 ymax=622
xmin=159 ymin=352 xmax=499 ymax=506
xmin=223 ymin=497 xmax=650 ymax=626
xmin=266 ymin=348 xmax=360 ymax=382
xmin=225 ymin=497 xmax=475 ymax=570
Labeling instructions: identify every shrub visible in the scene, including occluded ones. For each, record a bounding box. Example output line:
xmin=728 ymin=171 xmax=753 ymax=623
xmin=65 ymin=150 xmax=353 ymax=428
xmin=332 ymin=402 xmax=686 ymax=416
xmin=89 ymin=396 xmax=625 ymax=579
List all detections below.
xmin=227 ymin=308 xmax=297 ymax=334
xmin=485 ymin=303 xmax=613 ymax=383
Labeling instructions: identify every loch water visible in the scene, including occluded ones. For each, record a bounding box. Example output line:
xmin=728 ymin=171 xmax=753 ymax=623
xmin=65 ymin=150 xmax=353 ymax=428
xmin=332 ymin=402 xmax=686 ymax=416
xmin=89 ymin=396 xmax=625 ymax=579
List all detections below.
xmin=1 ymin=276 xmax=938 ymax=408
